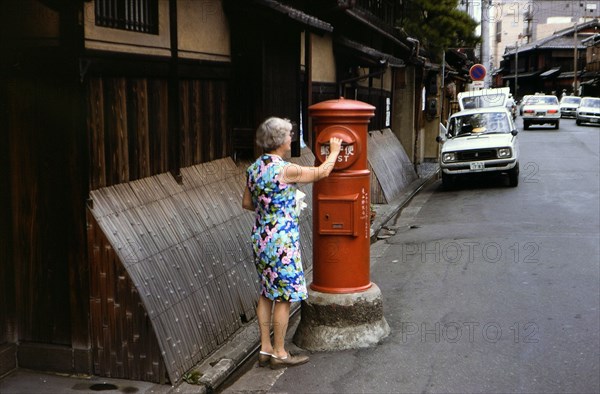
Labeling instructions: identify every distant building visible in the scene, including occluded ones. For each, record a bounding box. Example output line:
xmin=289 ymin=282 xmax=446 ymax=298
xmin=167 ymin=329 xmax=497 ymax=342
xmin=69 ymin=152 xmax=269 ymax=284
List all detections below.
xmin=494 ymin=19 xmax=600 ymax=98
xmin=490 ymin=0 xmax=599 ymax=72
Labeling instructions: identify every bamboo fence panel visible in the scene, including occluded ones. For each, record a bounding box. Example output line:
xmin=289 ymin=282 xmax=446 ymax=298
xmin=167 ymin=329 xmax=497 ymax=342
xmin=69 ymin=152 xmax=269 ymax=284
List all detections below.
xmin=89 ymin=150 xmax=315 ymax=383
xmin=367 ymin=128 xmax=418 ymax=204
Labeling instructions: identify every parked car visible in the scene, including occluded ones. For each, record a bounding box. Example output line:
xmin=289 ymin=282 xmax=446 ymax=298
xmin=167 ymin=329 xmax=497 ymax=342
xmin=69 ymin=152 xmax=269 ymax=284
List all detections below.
xmin=559 ymin=96 xmax=582 ymax=118
xmin=521 ymin=94 xmax=560 ymax=130
xmin=437 ymin=106 xmax=519 ymax=188
xmin=575 ymin=97 xmax=600 ymax=126
xmin=518 ymin=94 xmax=534 ymax=116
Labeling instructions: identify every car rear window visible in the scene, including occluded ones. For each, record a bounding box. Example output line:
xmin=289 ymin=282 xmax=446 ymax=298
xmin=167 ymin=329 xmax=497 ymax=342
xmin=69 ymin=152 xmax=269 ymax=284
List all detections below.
xmin=528 ymin=96 xmax=558 ymax=105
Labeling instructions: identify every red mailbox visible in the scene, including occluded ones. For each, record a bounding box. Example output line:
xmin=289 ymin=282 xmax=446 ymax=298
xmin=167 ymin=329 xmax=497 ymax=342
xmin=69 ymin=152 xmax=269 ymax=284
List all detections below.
xmin=310 ymin=98 xmax=375 ymax=294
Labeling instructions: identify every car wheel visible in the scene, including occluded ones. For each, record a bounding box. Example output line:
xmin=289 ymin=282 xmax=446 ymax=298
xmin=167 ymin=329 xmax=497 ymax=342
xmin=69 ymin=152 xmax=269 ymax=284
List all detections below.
xmin=441 ymin=172 xmax=455 ymax=189
xmin=523 ymin=120 xmax=529 ymax=130
xmin=576 ymin=119 xmax=582 ymax=126
xmin=508 ymin=163 xmax=519 ymax=187
xmin=555 ymin=120 xmax=559 ymax=129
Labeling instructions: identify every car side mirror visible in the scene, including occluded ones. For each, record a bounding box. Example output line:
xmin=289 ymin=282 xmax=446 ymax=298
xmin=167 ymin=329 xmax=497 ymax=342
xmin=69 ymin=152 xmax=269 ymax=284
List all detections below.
xmin=511 ymin=130 xmax=519 ymax=136
xmin=436 ymin=135 xmax=444 ymax=143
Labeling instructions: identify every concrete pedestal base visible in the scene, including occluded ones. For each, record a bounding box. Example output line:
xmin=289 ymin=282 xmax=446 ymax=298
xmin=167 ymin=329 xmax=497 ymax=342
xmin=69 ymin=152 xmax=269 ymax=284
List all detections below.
xmin=293 ymin=283 xmax=390 ymax=351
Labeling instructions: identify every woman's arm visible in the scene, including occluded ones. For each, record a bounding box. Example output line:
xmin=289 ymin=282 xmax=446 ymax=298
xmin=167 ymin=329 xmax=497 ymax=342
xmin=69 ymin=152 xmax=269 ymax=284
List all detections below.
xmin=242 ymin=186 xmax=254 ymax=211
xmin=280 ymin=137 xmax=342 ymax=184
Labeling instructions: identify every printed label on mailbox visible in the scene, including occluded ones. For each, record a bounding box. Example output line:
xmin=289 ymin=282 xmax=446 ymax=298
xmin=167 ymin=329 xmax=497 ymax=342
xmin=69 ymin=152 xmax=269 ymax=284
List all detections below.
xmin=320 ymin=144 xmax=356 ymax=163
xmin=316 ymin=125 xmax=361 ymax=169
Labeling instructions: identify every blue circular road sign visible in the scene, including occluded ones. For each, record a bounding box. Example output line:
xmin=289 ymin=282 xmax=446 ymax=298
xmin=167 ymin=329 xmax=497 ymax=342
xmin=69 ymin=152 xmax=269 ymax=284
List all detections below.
xmin=469 ymin=64 xmax=487 ymax=81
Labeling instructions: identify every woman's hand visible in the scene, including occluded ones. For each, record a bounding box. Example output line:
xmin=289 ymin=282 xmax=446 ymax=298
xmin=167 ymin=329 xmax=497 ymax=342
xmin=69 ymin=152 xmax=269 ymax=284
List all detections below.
xmin=278 ymin=137 xmax=344 ymax=184
xmin=329 ymin=137 xmax=342 ymax=156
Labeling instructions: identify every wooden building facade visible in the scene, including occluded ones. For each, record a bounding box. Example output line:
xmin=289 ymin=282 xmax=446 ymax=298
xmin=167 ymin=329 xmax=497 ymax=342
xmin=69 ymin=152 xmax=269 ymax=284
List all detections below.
xmin=0 ymin=0 xmax=439 ymax=385
xmin=495 ymin=19 xmax=600 ymax=98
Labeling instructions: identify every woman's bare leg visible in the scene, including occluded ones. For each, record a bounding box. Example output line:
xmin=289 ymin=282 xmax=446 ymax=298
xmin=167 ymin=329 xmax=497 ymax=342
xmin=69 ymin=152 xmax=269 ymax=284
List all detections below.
xmin=272 ymin=301 xmax=291 ymax=358
xmin=256 ymin=295 xmax=274 ymax=354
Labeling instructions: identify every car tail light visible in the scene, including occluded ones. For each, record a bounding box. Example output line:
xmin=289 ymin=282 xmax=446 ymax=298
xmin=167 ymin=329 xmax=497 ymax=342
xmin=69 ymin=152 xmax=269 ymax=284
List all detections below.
xmin=524 ymin=109 xmax=534 ymax=114
xmin=548 ymin=109 xmax=558 ymax=114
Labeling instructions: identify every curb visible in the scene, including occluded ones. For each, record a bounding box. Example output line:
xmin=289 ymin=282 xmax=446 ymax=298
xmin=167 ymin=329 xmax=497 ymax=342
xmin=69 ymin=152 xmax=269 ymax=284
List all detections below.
xmin=370 ymin=168 xmax=440 ymax=243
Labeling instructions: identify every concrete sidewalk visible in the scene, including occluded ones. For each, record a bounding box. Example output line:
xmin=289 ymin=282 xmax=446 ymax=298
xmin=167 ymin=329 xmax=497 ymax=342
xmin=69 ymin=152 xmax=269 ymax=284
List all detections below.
xmin=0 ymin=164 xmax=439 ymax=394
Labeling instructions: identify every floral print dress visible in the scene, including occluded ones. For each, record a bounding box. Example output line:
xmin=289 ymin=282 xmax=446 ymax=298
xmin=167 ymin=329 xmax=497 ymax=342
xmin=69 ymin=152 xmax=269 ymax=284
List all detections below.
xmin=246 ymin=154 xmax=308 ymax=302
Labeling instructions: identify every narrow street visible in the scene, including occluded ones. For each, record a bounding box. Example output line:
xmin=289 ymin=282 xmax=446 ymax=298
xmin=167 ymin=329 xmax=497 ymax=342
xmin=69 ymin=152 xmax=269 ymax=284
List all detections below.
xmin=223 ymin=117 xmax=600 ymax=393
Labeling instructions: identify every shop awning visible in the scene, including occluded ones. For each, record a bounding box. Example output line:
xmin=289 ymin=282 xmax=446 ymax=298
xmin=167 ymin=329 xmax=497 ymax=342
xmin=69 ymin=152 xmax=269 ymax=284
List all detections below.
xmin=501 ymin=71 xmax=541 ymax=79
xmin=582 ymin=71 xmax=600 ymax=78
xmin=224 ymin=0 xmax=333 ymax=33
xmin=540 ymin=67 xmax=561 ymax=78
xmin=334 ymin=36 xmax=405 ymax=67
xmin=558 ymin=71 xmax=584 ymax=79
xmin=580 ymin=78 xmax=599 ymax=86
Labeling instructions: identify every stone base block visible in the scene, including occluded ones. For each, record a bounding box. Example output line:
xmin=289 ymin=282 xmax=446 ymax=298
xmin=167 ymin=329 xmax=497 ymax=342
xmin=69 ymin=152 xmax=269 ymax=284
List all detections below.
xmin=293 ymin=283 xmax=390 ymax=351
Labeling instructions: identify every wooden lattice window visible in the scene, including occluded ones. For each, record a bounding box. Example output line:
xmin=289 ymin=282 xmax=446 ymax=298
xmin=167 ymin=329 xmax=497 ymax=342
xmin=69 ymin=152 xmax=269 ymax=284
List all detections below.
xmin=95 ymin=0 xmax=159 ymax=34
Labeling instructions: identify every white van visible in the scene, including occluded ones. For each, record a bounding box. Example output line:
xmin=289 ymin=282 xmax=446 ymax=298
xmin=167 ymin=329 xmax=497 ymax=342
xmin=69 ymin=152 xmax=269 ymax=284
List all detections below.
xmin=437 ymin=106 xmax=519 ymax=188
xmin=457 ymin=87 xmax=511 ymax=111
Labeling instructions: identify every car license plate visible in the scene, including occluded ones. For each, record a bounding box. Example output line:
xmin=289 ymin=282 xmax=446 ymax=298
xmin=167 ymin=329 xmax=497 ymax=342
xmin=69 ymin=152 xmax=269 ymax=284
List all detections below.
xmin=591 ymin=118 xmax=599 ymax=123
xmin=536 ymin=111 xmax=545 ymax=116
xmin=470 ymin=162 xmax=485 ymax=171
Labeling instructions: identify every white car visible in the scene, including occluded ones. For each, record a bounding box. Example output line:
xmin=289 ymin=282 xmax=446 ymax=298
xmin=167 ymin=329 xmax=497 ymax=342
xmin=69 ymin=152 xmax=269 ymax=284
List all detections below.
xmin=521 ymin=94 xmax=560 ymax=130
xmin=575 ymin=97 xmax=600 ymax=126
xmin=437 ymin=107 xmax=519 ymax=188
xmin=559 ymin=96 xmax=581 ymax=118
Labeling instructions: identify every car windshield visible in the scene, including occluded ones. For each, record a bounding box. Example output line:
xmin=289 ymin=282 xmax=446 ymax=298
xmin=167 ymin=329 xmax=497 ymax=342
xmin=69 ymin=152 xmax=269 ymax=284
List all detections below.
xmin=448 ymin=112 xmax=510 ymax=137
xmin=561 ymin=97 xmax=581 ymax=104
xmin=526 ymin=96 xmax=558 ymax=105
xmin=580 ymin=98 xmax=600 ymax=108
xmin=462 ymin=95 xmax=506 ymax=109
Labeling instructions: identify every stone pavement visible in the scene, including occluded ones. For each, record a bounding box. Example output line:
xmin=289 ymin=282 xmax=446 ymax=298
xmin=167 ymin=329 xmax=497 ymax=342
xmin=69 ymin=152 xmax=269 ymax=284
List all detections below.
xmin=0 ymin=164 xmax=439 ymax=394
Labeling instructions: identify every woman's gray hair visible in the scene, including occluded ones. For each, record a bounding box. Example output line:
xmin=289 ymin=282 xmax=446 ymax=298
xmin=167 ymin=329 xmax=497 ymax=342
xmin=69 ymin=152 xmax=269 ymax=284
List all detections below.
xmin=255 ymin=117 xmax=292 ymax=151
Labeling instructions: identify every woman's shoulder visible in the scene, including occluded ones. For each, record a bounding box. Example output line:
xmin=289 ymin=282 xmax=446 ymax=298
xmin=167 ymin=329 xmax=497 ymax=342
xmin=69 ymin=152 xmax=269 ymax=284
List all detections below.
xmin=247 ymin=155 xmax=288 ymax=178
xmin=247 ymin=155 xmax=267 ymax=170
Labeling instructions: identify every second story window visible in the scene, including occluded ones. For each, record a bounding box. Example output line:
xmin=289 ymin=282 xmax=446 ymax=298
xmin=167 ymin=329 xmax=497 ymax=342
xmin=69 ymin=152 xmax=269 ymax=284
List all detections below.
xmin=95 ymin=0 xmax=159 ymax=34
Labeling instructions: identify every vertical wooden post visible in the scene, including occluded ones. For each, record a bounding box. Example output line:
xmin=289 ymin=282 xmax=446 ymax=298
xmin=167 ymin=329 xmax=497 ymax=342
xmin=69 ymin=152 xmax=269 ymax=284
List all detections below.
xmin=169 ymin=0 xmax=182 ymax=182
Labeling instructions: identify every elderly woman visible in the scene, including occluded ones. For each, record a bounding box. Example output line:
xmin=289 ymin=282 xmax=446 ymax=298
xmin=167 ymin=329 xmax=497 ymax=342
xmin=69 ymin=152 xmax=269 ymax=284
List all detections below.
xmin=242 ymin=117 xmax=342 ymax=369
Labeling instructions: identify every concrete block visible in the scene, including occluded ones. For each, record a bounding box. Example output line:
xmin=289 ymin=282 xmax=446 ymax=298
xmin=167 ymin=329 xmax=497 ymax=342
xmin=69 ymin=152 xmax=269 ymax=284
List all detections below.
xmin=293 ymin=283 xmax=391 ymax=351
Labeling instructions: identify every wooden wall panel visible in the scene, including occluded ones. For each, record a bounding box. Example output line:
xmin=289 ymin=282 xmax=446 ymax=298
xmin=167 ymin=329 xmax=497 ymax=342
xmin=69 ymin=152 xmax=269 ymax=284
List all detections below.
xmin=0 ymin=78 xmax=14 ymax=346
xmin=180 ymin=79 xmax=229 ymax=167
xmin=88 ymin=77 xmax=229 ymax=190
xmin=88 ymin=78 xmax=106 ymax=189
xmin=190 ymin=80 xmax=203 ymax=163
xmin=179 ymin=81 xmax=191 ymax=167
xmin=128 ymin=79 xmax=151 ymax=180
xmin=105 ymin=78 xmax=130 ymax=185
xmin=148 ymin=80 xmax=169 ymax=176
xmin=6 ymin=76 xmax=73 ymax=346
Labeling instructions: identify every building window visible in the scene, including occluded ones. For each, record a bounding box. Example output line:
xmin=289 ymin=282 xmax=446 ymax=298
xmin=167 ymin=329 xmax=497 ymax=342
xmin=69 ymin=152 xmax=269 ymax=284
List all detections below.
xmin=496 ymin=21 xmax=502 ymax=43
xmin=95 ymin=0 xmax=159 ymax=34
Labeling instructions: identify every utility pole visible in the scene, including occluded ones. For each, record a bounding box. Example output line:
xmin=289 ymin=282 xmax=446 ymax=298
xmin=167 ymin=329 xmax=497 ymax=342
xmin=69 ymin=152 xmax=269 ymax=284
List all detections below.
xmin=514 ymin=39 xmax=519 ymax=98
xmin=574 ymin=23 xmax=578 ymax=95
xmin=481 ymin=0 xmax=490 ymax=87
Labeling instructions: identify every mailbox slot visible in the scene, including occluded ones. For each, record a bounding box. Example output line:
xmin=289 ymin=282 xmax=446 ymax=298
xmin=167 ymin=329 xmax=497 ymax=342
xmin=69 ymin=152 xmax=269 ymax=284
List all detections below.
xmin=317 ymin=193 xmax=359 ymax=236
xmin=315 ymin=125 xmax=361 ymax=170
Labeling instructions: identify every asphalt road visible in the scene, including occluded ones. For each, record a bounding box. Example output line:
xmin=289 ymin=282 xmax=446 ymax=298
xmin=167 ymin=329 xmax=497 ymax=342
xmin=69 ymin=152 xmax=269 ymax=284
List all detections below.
xmin=223 ymin=117 xmax=599 ymax=393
